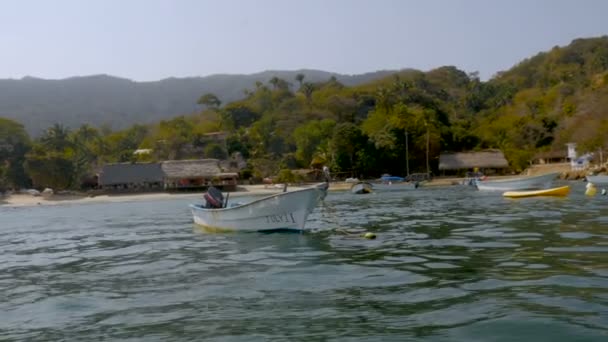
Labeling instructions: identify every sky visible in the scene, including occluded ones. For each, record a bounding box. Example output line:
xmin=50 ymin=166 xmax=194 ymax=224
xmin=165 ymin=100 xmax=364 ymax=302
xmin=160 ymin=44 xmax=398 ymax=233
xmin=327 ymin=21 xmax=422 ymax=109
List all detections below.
xmin=1 ymin=0 xmax=607 ymax=81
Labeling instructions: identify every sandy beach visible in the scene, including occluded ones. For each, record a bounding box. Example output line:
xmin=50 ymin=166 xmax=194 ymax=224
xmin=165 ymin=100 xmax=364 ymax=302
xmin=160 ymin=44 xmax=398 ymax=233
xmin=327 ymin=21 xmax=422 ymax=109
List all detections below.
xmin=0 ymin=184 xmax=338 ymax=208
xmin=1 ymin=172 xmax=562 ymax=208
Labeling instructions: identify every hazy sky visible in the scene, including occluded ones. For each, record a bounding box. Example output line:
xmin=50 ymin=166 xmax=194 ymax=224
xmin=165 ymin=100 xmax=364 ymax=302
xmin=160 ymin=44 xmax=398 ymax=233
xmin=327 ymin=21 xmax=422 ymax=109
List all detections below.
xmin=1 ymin=0 xmax=607 ymax=81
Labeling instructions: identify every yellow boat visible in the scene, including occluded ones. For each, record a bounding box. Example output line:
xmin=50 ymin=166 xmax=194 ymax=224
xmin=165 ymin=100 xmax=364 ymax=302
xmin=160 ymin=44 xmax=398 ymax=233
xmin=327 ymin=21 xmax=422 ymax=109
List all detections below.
xmin=503 ymin=185 xmax=570 ymax=198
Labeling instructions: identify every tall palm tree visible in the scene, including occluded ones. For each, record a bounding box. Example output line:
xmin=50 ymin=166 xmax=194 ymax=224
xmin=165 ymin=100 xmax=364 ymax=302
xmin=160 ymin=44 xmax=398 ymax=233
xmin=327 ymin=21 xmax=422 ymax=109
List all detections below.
xmin=269 ymin=76 xmax=280 ymax=90
xmin=375 ymin=87 xmax=394 ymax=114
xmin=41 ymin=123 xmax=71 ymax=151
xmin=295 ymin=73 xmax=305 ymax=89
xmin=302 ymin=82 xmax=315 ymax=109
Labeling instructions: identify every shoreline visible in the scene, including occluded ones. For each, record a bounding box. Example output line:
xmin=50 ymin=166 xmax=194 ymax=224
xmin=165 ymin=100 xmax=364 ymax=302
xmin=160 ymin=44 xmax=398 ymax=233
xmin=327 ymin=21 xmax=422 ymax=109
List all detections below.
xmin=0 ymin=184 xmax=338 ymax=208
xmin=1 ymin=173 xmax=573 ymax=208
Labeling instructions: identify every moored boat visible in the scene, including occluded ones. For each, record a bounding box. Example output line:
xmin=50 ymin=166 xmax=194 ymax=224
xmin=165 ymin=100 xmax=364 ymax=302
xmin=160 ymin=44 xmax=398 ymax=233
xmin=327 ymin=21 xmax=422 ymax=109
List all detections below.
xmin=503 ymin=185 xmax=570 ymax=198
xmin=373 ymin=182 xmax=418 ymax=191
xmin=585 ymin=175 xmax=608 ymax=186
xmin=351 ymin=181 xmax=373 ymax=194
xmin=475 ymin=172 xmax=559 ymax=191
xmin=190 ymin=183 xmax=327 ymax=232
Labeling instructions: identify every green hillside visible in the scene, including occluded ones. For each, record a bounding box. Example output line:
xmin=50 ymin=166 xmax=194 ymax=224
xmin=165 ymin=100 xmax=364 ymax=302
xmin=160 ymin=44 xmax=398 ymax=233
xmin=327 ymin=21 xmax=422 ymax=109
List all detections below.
xmin=0 ymin=70 xmax=396 ymax=136
xmin=1 ymin=37 xmax=607 ymax=190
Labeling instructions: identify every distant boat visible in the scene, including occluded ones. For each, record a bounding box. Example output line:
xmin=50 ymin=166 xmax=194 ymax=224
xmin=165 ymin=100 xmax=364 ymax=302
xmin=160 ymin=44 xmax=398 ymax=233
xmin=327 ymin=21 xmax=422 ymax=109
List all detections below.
xmin=461 ymin=171 xmax=485 ymax=186
xmin=351 ymin=181 xmax=373 ymax=194
xmin=475 ymin=172 xmax=559 ymax=191
xmin=374 ymin=174 xmax=419 ymax=190
xmin=585 ymin=175 xmax=608 ymax=186
xmin=380 ymin=174 xmax=405 ymax=183
xmin=373 ymin=182 xmax=418 ymax=191
xmin=503 ymin=185 xmax=570 ymax=198
xmin=190 ymin=183 xmax=328 ymax=232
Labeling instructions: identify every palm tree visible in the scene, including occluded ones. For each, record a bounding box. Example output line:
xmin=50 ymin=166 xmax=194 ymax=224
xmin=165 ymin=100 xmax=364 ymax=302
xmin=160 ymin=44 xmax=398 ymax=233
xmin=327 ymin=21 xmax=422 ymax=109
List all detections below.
xmin=41 ymin=123 xmax=71 ymax=151
xmin=375 ymin=87 xmax=394 ymax=114
xmin=413 ymin=107 xmax=437 ymax=177
xmin=302 ymin=82 xmax=315 ymax=108
xmin=295 ymin=73 xmax=305 ymax=88
xmin=269 ymin=76 xmax=280 ymax=90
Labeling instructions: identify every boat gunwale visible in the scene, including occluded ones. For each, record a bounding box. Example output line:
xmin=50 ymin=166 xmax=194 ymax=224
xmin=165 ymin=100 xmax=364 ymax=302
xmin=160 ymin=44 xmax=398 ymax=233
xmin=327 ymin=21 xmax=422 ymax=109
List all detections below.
xmin=189 ymin=185 xmax=322 ymax=213
xmin=502 ymin=185 xmax=570 ymax=198
xmin=477 ymin=172 xmax=559 ymax=185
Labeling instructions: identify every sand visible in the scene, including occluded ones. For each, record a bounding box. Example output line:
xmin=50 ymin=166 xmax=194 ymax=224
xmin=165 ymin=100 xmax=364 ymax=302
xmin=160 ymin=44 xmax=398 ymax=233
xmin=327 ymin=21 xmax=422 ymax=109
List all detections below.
xmin=1 ymin=173 xmax=558 ymax=208
xmin=0 ymin=184 xmax=324 ymax=208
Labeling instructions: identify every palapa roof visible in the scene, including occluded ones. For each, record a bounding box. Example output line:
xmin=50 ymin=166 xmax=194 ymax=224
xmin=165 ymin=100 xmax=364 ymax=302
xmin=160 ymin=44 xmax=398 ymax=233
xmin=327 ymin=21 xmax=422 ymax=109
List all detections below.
xmin=98 ymin=163 xmax=164 ymax=185
xmin=438 ymin=150 xmax=509 ymax=170
xmin=161 ymin=159 xmax=222 ymax=178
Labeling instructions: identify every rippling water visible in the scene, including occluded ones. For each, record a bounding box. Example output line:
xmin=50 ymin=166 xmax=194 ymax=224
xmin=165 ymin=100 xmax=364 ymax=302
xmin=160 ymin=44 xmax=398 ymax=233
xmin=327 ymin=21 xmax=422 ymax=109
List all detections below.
xmin=1 ymin=182 xmax=608 ymax=341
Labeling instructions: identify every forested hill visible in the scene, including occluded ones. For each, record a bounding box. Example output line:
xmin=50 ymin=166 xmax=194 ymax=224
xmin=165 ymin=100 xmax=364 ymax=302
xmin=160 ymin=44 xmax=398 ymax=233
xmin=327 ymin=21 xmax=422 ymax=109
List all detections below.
xmin=0 ymin=69 xmax=397 ymax=135
xmin=2 ymin=36 xmax=608 ymax=191
xmin=473 ymin=36 xmax=608 ymax=164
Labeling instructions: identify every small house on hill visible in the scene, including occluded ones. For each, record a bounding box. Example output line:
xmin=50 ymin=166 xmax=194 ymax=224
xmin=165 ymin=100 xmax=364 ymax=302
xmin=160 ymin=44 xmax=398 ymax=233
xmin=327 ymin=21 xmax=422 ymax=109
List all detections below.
xmin=161 ymin=159 xmax=238 ymax=191
xmin=438 ymin=150 xmax=509 ymax=175
xmin=98 ymin=163 xmax=164 ymax=191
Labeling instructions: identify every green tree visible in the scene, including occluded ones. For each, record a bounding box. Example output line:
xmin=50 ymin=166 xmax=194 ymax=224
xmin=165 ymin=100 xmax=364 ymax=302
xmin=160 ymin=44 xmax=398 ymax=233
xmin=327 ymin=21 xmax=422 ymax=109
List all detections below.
xmin=0 ymin=118 xmax=31 ymax=189
xmin=221 ymin=103 xmax=261 ymax=129
xmin=301 ymin=82 xmax=315 ymax=108
xmin=293 ymin=119 xmax=336 ymax=166
xmin=204 ymin=143 xmax=227 ymax=159
xmin=295 ymin=73 xmax=305 ymax=88
xmin=330 ymin=123 xmax=366 ymax=175
xmin=40 ymin=123 xmax=72 ymax=151
xmin=70 ymin=124 xmax=102 ymax=185
xmin=24 ymin=145 xmax=74 ymax=189
xmin=197 ymin=93 xmax=222 ymax=109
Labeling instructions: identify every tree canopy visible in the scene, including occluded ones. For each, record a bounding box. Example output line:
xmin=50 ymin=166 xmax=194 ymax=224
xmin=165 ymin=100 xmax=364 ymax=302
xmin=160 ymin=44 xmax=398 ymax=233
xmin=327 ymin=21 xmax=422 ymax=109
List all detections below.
xmin=2 ymin=36 xmax=608 ymax=190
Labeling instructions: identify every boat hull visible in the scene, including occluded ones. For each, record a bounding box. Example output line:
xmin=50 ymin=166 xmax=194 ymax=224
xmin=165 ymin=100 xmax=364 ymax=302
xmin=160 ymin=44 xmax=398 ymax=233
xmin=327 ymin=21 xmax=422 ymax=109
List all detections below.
xmin=476 ymin=172 xmax=559 ymax=191
xmin=351 ymin=182 xmax=373 ymax=194
xmin=586 ymin=175 xmax=608 ymax=186
xmin=503 ymin=185 xmax=570 ymax=198
xmin=190 ymin=187 xmax=324 ymax=232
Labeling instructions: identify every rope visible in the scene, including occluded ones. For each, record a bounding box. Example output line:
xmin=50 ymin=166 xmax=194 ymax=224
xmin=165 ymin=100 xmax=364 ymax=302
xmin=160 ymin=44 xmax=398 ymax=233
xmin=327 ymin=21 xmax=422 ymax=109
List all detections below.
xmin=316 ymin=198 xmax=374 ymax=238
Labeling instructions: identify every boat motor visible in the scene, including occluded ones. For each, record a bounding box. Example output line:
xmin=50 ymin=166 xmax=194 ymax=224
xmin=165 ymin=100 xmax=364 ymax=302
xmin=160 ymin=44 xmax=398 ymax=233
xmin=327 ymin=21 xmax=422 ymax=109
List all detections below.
xmin=204 ymin=186 xmax=224 ymax=208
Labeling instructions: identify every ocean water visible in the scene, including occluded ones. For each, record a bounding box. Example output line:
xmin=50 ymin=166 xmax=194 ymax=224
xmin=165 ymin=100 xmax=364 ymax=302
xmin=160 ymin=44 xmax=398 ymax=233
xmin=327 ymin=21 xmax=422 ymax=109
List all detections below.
xmin=1 ymin=182 xmax=607 ymax=341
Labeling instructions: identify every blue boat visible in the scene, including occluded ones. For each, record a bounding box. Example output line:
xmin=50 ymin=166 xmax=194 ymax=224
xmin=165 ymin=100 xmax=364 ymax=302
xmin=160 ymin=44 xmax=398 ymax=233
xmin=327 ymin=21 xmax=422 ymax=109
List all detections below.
xmin=380 ymin=175 xmax=405 ymax=182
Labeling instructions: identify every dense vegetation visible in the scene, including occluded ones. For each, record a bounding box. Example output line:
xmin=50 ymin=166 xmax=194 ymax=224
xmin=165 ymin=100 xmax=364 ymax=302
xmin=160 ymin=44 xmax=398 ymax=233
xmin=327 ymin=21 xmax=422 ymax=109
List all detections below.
xmin=1 ymin=37 xmax=608 ymax=191
xmin=0 ymin=70 xmax=395 ymax=136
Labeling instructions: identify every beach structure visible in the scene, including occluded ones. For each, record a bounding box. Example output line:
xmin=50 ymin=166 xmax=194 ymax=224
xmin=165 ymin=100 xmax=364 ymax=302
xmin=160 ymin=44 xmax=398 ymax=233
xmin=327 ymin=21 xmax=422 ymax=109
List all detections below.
xmin=98 ymin=163 xmax=164 ymax=191
xmin=98 ymin=159 xmax=239 ymax=192
xmin=531 ymin=149 xmax=568 ymax=165
xmin=438 ymin=150 xmax=509 ymax=176
xmin=161 ymin=159 xmax=238 ymax=191
xmin=567 ymin=143 xmax=593 ymax=170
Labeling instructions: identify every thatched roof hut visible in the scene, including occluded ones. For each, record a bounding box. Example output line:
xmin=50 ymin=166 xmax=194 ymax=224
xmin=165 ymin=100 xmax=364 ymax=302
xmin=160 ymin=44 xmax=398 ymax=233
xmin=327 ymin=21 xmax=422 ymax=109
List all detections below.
xmin=161 ymin=159 xmax=222 ymax=179
xmin=161 ymin=159 xmax=238 ymax=191
xmin=438 ymin=150 xmax=509 ymax=170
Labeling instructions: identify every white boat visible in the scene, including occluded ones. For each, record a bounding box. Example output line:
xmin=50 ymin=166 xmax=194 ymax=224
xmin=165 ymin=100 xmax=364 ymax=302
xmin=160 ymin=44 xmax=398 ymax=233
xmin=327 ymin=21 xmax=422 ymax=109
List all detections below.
xmin=586 ymin=175 xmax=608 ymax=186
xmin=190 ymin=184 xmax=327 ymax=232
xmin=475 ymin=172 xmax=559 ymax=191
